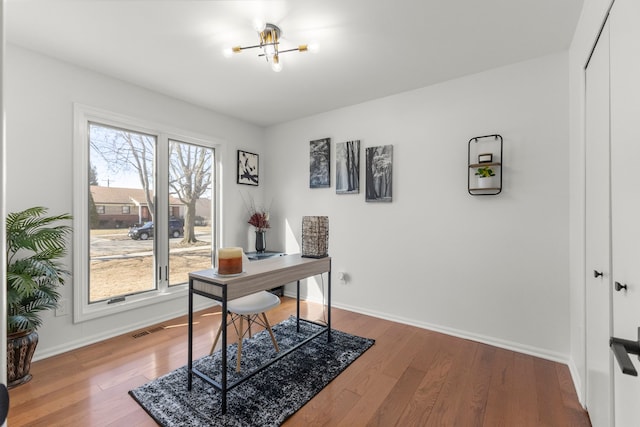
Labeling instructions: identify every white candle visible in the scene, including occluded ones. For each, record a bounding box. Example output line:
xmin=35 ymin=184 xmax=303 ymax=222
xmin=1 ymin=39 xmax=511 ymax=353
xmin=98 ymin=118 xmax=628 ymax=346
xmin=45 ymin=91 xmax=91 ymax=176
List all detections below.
xmin=218 ymin=247 xmax=243 ymax=259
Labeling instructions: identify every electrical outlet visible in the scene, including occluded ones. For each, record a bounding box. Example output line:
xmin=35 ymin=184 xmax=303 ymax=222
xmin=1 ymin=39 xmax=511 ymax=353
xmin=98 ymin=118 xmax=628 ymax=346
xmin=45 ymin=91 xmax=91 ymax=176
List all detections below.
xmin=55 ymin=299 xmax=69 ymax=317
xmin=338 ymin=272 xmax=347 ymax=285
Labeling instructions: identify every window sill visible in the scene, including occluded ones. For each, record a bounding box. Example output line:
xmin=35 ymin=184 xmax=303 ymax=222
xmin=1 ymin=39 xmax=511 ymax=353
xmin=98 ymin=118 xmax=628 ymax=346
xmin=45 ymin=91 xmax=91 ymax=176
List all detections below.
xmin=73 ymin=284 xmax=189 ymax=324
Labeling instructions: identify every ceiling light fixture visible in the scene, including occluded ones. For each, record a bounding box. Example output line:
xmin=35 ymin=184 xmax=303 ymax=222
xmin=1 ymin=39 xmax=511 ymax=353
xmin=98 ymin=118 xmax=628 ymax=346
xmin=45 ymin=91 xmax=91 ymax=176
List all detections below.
xmin=223 ymin=22 xmax=318 ymax=72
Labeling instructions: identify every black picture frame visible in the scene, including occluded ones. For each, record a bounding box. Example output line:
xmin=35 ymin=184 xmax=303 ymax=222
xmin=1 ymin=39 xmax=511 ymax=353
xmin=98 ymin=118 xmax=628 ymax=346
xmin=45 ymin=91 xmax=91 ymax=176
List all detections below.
xmin=365 ymin=145 xmax=393 ymax=202
xmin=310 ymin=138 xmax=331 ymax=188
xmin=336 ymin=140 xmax=360 ymax=194
xmin=237 ymin=150 xmax=259 ymax=186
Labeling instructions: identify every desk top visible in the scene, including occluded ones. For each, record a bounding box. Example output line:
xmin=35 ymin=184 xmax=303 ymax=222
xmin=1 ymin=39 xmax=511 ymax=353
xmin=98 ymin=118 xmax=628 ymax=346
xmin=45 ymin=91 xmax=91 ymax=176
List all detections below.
xmin=190 ymin=254 xmax=331 ymax=300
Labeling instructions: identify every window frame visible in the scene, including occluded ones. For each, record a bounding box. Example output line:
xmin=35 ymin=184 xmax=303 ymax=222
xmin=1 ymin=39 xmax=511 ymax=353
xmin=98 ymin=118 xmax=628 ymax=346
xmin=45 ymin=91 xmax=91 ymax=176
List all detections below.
xmin=73 ymin=104 xmax=222 ymax=322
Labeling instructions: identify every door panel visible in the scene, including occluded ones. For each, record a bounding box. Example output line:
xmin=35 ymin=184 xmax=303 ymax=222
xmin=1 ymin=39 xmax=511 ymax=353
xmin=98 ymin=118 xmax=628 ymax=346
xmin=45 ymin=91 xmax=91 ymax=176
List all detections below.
xmin=610 ymin=0 xmax=640 ymax=425
xmin=585 ymin=20 xmax=612 ymax=427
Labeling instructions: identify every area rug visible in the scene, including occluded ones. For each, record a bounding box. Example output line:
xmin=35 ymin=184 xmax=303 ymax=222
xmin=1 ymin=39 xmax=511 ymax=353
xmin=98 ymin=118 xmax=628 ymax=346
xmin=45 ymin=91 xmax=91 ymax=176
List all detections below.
xmin=129 ymin=317 xmax=375 ymax=426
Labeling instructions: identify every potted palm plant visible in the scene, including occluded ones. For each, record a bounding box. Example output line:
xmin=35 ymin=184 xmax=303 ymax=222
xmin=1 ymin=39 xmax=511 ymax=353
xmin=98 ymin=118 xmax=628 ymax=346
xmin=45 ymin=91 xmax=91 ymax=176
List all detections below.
xmin=6 ymin=206 xmax=72 ymax=388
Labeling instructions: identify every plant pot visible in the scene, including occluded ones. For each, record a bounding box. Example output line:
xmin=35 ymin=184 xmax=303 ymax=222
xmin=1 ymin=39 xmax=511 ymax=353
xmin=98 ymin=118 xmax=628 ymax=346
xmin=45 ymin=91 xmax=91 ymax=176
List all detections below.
xmin=7 ymin=330 xmax=38 ymax=388
xmin=477 ymin=176 xmax=496 ymax=189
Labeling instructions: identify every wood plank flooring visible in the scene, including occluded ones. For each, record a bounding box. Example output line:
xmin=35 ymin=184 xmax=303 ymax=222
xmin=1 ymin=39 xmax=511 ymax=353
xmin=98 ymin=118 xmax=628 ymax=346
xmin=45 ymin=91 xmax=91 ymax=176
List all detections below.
xmin=7 ymin=297 xmax=591 ymax=426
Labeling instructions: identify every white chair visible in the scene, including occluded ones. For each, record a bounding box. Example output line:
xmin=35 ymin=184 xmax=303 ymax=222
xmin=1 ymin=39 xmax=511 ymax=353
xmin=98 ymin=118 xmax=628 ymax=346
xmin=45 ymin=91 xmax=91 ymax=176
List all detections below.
xmin=211 ymin=291 xmax=281 ymax=372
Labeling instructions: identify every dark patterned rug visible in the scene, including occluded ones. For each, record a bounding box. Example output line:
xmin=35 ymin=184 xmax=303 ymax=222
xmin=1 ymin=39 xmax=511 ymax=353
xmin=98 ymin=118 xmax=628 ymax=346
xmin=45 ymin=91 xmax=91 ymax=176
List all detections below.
xmin=129 ymin=317 xmax=374 ymax=426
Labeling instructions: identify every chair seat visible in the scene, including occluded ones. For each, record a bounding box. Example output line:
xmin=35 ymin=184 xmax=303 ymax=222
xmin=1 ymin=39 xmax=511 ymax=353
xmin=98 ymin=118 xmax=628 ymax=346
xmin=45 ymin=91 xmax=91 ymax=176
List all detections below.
xmin=227 ymin=291 xmax=280 ymax=315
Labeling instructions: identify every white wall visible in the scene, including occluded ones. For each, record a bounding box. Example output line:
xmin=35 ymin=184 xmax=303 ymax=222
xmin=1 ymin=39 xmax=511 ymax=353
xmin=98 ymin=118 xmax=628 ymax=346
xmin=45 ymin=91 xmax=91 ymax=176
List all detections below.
xmin=5 ymin=45 xmax=266 ymax=359
xmin=264 ymin=52 xmax=571 ymax=361
xmin=568 ymin=0 xmax=614 ymax=404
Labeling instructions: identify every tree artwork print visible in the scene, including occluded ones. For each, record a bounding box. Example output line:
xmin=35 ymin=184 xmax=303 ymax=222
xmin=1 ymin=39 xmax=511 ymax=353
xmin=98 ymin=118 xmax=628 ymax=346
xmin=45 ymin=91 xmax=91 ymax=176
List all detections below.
xmin=365 ymin=145 xmax=393 ymax=202
xmin=336 ymin=140 xmax=360 ymax=194
xmin=310 ymin=138 xmax=331 ymax=188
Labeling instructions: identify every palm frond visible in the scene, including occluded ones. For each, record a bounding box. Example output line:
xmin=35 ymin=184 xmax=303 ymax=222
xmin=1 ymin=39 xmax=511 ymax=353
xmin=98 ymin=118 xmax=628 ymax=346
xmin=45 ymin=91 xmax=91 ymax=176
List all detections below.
xmin=6 ymin=206 xmax=72 ymax=334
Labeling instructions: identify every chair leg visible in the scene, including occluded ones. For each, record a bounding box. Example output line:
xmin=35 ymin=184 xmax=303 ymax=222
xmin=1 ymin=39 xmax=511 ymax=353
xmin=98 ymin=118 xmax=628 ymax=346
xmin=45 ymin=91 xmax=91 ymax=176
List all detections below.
xmin=210 ymin=319 xmax=224 ymax=355
xmin=262 ymin=312 xmax=280 ymax=353
xmin=214 ymin=311 xmax=279 ymax=372
xmin=236 ymin=315 xmax=244 ymax=372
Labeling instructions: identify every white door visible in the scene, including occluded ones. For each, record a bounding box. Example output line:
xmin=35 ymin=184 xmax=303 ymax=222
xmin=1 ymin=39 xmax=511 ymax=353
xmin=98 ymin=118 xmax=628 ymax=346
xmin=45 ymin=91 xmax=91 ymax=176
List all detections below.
xmin=585 ymin=20 xmax=613 ymax=427
xmin=610 ymin=0 xmax=640 ymax=425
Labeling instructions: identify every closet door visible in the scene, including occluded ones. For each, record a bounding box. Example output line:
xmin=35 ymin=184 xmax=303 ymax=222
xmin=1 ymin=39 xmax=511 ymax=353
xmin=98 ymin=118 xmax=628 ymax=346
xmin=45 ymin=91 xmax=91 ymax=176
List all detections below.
xmin=610 ymin=0 xmax=640 ymax=425
xmin=585 ymin=20 xmax=612 ymax=427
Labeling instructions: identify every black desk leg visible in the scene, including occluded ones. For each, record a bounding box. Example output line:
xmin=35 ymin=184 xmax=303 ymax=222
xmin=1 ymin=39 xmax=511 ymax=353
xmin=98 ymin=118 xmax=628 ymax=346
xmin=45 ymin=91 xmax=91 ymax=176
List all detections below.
xmin=187 ymin=280 xmax=193 ymax=390
xmin=296 ymin=280 xmax=301 ymax=332
xmin=221 ymin=287 xmax=228 ymax=415
xmin=328 ymin=262 xmax=332 ymax=342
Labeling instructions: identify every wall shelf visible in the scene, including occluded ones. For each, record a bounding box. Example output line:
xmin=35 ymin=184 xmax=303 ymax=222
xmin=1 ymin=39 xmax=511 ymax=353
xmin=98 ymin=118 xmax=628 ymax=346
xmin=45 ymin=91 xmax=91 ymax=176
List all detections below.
xmin=468 ymin=134 xmax=503 ymax=196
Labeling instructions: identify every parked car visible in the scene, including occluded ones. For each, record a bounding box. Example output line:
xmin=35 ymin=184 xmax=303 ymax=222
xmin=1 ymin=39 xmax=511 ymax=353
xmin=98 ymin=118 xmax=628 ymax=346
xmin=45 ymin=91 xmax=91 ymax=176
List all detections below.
xmin=128 ymin=219 xmax=184 ymax=240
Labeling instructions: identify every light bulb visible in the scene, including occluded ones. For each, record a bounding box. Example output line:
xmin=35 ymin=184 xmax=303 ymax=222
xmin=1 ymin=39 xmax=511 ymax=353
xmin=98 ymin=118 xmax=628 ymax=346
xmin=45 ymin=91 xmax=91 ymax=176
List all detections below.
xmin=271 ymin=55 xmax=282 ymax=72
xmin=253 ymin=18 xmax=266 ymax=32
xmin=223 ymin=46 xmax=241 ymax=57
xmin=308 ymin=42 xmax=319 ymax=53
xmin=264 ymin=44 xmax=275 ymax=58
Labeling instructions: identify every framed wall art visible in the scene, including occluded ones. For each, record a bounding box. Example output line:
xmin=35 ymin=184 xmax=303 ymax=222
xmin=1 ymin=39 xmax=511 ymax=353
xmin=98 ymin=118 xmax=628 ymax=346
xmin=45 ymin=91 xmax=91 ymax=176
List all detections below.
xmin=309 ymin=138 xmax=331 ymax=188
xmin=365 ymin=145 xmax=393 ymax=202
xmin=336 ymin=140 xmax=360 ymax=194
xmin=237 ymin=150 xmax=259 ymax=186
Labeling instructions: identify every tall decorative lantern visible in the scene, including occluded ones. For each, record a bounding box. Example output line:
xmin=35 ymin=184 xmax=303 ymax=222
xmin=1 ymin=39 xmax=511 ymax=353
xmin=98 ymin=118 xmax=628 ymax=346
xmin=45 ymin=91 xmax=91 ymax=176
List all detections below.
xmin=301 ymin=216 xmax=329 ymax=258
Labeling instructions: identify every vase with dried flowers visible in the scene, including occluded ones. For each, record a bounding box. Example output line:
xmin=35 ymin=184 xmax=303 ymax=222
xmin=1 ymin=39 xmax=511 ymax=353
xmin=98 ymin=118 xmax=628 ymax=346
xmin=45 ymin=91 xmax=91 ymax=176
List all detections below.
xmin=244 ymin=196 xmax=271 ymax=252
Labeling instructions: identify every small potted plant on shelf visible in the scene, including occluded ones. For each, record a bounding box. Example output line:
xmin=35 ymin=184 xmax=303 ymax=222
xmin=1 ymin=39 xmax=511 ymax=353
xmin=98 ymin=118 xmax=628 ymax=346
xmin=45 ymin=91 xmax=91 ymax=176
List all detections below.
xmin=475 ymin=166 xmax=496 ymax=189
xmin=6 ymin=206 xmax=72 ymax=388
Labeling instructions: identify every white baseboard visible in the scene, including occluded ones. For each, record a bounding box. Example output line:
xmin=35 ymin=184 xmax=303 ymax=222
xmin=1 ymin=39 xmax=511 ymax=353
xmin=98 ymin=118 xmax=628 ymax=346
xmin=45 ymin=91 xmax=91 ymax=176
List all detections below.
xmin=32 ymin=299 xmax=217 ymax=361
xmin=567 ymin=357 xmax=586 ymax=407
xmin=286 ymin=290 xmax=570 ymax=364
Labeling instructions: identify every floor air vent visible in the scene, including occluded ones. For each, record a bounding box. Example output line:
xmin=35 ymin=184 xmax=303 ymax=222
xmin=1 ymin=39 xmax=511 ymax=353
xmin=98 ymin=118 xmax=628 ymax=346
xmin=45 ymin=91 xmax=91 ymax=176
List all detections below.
xmin=132 ymin=325 xmax=165 ymax=339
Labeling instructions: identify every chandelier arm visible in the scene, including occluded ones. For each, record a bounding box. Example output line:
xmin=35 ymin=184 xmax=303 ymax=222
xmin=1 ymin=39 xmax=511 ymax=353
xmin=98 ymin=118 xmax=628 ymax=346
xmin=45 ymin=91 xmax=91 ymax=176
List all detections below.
xmin=258 ymin=46 xmax=303 ymax=57
xmin=235 ymin=43 xmax=264 ymax=51
xmin=278 ymin=47 xmax=306 ymax=54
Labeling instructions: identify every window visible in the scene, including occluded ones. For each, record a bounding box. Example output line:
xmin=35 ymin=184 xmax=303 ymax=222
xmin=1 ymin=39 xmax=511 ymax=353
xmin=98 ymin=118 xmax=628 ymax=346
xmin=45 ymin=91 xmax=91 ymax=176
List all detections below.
xmin=88 ymin=123 xmax=158 ymax=303
xmin=168 ymin=139 xmax=214 ymax=287
xmin=73 ymin=104 xmax=219 ymax=321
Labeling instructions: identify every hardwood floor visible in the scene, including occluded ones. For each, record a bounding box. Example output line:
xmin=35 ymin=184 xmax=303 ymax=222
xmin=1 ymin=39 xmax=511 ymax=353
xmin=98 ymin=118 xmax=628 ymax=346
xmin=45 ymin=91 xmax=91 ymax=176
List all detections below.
xmin=7 ymin=297 xmax=591 ymax=426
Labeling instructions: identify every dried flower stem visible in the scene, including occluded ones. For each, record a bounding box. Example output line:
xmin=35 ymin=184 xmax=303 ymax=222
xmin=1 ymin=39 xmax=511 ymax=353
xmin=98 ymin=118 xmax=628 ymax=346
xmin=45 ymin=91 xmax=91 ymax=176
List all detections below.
xmin=241 ymin=192 xmax=271 ymax=232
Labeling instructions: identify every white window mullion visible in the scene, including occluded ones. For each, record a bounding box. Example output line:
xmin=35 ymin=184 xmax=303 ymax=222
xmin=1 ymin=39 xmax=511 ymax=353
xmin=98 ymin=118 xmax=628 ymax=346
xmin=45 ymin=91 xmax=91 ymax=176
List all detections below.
xmin=155 ymin=134 xmax=170 ymax=291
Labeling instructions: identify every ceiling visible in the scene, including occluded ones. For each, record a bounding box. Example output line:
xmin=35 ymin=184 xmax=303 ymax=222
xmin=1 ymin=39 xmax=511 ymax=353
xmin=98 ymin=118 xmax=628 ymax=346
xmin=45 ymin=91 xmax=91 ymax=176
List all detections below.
xmin=5 ymin=0 xmax=584 ymax=127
